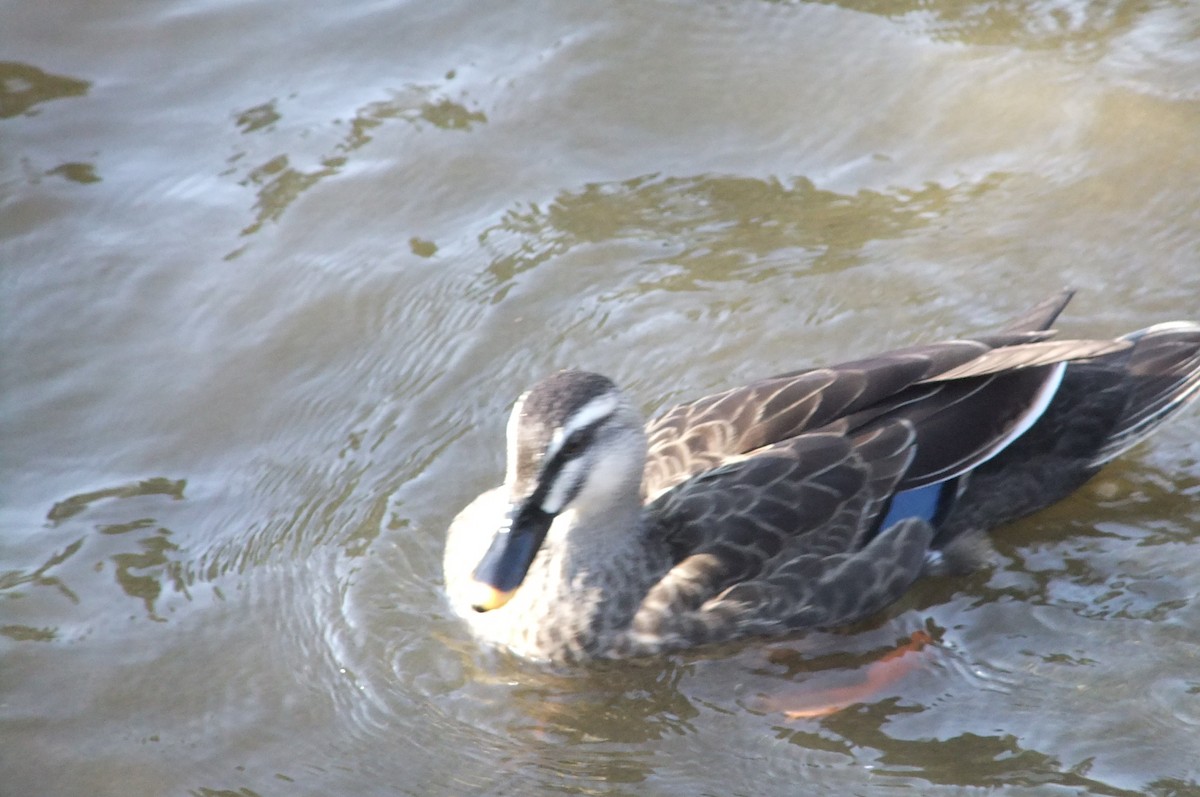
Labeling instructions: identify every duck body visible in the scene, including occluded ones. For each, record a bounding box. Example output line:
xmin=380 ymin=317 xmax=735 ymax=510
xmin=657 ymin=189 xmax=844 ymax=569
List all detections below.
xmin=444 ymin=292 xmax=1200 ymax=663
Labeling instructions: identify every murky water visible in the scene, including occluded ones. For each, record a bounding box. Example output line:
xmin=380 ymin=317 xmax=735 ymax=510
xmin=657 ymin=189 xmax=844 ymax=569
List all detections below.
xmin=3 ymin=1 xmax=1199 ymax=795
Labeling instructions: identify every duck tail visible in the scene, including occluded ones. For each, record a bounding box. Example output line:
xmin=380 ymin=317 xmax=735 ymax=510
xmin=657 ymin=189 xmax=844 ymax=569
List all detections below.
xmin=1089 ymin=321 xmax=1200 ymax=466
xmin=999 ymin=288 xmax=1076 ymax=333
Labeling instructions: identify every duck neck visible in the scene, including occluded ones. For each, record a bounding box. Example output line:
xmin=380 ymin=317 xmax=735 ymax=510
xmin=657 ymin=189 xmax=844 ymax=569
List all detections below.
xmin=515 ymin=495 xmax=657 ymax=659
xmin=557 ymin=496 xmax=646 ymax=578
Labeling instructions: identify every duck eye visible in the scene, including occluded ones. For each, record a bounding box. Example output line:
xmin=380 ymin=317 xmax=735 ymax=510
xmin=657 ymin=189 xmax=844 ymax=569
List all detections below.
xmin=559 ymin=429 xmax=592 ymax=459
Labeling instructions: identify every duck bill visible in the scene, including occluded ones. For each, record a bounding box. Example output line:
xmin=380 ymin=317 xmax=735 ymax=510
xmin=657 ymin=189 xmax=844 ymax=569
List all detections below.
xmin=469 ymin=502 xmax=555 ymax=612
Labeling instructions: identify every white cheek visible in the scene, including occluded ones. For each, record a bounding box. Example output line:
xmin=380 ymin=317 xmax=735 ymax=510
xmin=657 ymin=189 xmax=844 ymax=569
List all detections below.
xmin=573 ymin=446 xmax=632 ymax=507
xmin=540 ymin=457 xmax=585 ymax=514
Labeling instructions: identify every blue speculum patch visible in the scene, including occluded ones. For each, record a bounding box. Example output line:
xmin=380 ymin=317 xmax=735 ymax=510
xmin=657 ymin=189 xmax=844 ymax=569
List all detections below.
xmin=878 ymin=482 xmax=945 ymax=532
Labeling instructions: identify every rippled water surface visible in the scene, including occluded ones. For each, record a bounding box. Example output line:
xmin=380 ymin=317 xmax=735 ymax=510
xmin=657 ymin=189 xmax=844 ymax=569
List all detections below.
xmin=4 ymin=1 xmax=1200 ymax=795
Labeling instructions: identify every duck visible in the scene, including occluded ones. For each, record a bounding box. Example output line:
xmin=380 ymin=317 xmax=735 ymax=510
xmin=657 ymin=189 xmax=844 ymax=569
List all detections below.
xmin=443 ymin=290 xmax=1200 ymax=663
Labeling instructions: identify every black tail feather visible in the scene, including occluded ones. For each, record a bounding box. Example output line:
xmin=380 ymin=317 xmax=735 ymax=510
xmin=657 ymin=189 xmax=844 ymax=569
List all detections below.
xmin=1090 ymin=322 xmax=1200 ymax=465
xmin=999 ymin=288 xmax=1076 ymax=334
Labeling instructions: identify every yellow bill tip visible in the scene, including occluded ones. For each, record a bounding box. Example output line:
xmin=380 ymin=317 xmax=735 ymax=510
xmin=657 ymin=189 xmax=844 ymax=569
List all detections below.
xmin=469 ymin=581 xmax=516 ymax=613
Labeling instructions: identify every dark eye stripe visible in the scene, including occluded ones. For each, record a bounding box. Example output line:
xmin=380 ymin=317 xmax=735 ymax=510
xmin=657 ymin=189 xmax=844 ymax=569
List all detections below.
xmin=558 ymin=426 xmax=595 ymax=458
xmin=537 ymin=419 xmax=605 ymax=490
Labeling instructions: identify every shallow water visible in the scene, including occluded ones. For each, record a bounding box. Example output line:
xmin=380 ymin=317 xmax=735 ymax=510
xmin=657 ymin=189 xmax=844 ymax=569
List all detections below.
xmin=3 ymin=1 xmax=1200 ymax=795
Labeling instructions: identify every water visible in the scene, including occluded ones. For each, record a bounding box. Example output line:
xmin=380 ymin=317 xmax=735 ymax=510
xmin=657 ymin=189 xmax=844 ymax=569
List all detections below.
xmin=3 ymin=1 xmax=1199 ymax=794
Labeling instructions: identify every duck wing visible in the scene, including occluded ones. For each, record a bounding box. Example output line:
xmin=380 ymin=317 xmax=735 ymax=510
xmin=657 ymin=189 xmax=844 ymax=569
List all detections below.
xmin=640 ymin=291 xmax=1082 ymax=499
xmin=625 ymin=345 xmax=1118 ymax=655
xmin=622 ymin=293 xmax=1140 ymax=654
xmin=626 ymin=420 xmax=932 ymax=653
xmin=938 ymin=320 xmax=1200 ymax=539
xmin=642 ymin=331 xmax=1126 ymax=498
xmin=842 ymin=338 xmax=1128 ymax=490
xmin=641 ymin=339 xmax=994 ymax=499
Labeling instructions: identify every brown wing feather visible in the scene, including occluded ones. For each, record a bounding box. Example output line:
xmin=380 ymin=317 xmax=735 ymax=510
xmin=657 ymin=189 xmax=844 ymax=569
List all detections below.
xmin=643 ymin=334 xmax=1127 ymax=499
xmin=620 ymin=292 xmax=1151 ymax=651
xmin=633 ymin=421 xmax=917 ymax=639
xmin=922 ymin=339 xmax=1129 ymax=382
xmin=642 ymin=343 xmax=985 ymax=497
